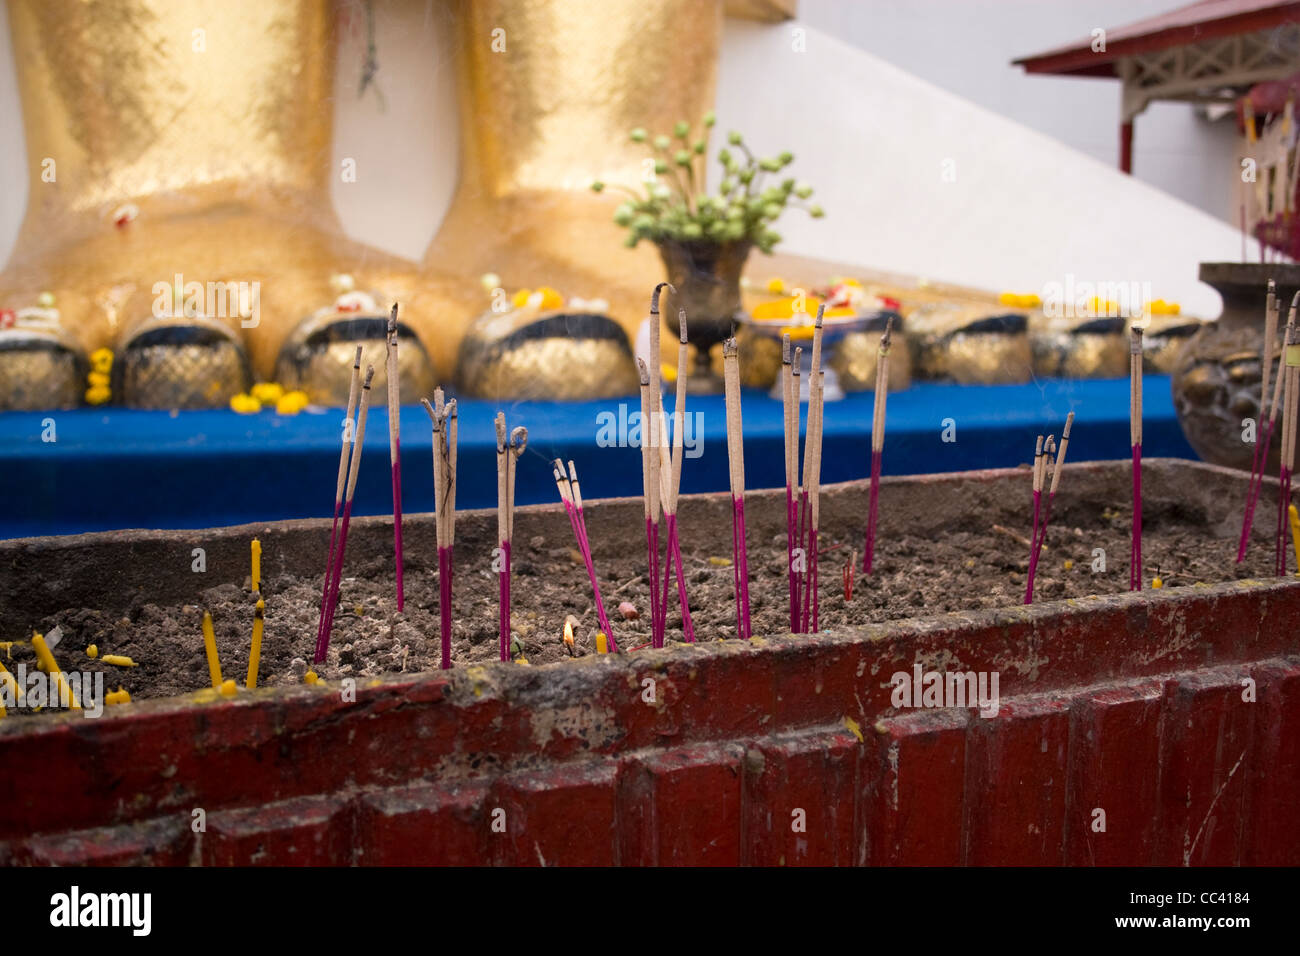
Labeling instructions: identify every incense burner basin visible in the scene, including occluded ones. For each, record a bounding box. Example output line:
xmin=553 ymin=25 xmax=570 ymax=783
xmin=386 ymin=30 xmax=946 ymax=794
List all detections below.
xmin=1172 ymin=263 xmax=1300 ymax=470
xmin=1 ymin=459 xmax=1298 ymax=865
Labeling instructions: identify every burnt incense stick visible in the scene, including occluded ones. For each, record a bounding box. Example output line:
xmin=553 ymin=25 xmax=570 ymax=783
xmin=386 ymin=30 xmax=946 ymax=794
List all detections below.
xmin=316 ymin=365 xmax=375 ymax=663
xmin=1025 ymin=427 xmax=1067 ymax=604
xmin=658 ymin=310 xmax=696 ymax=644
xmin=802 ymin=369 xmax=827 ymax=634
xmin=495 ymin=414 xmax=510 ymax=662
xmin=722 ymin=337 xmax=751 ymax=639
xmin=1241 ymin=291 xmax=1298 ymax=561
xmin=636 ymin=360 xmax=664 ymax=648
xmin=1276 ymin=327 xmax=1299 ymax=576
xmin=781 ymin=335 xmax=798 ymax=632
xmin=864 ymin=317 xmax=894 ymax=574
xmin=1027 ymin=434 xmax=1045 ymax=598
xmin=386 ymin=304 xmax=405 ymax=611
xmin=1130 ymin=326 xmax=1144 ymax=591
xmin=796 ymin=307 xmax=826 ymax=632
xmin=315 ymin=346 xmax=363 ymax=653
xmin=789 ymin=345 xmax=803 ymax=630
xmin=554 ymin=459 xmax=618 ymax=650
xmin=1237 ymin=281 xmax=1278 ymax=561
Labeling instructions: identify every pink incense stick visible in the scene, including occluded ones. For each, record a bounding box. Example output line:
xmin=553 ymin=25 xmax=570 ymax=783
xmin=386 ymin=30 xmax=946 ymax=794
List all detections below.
xmin=1025 ymin=413 xmax=1074 ymax=605
xmin=422 ymin=392 xmax=457 ymax=669
xmin=1024 ymin=435 xmax=1050 ymax=604
xmin=385 ymin=304 xmax=405 ymax=611
xmin=722 ymin=338 xmax=751 ymax=639
xmin=654 ymin=310 xmax=696 ymax=644
xmin=494 ymin=414 xmax=527 ymax=662
xmin=315 ymin=346 xmax=363 ymax=653
xmin=783 ymin=338 xmax=801 ymax=633
xmin=636 ymin=359 xmax=665 ymax=648
xmin=796 ymin=309 xmax=826 ymax=633
xmin=1130 ymin=327 xmax=1143 ymax=591
xmin=801 ymin=368 xmax=827 ymax=634
xmin=316 ymin=364 xmax=375 ymax=663
xmin=555 ymin=460 xmax=618 ymax=650
xmin=1239 ymin=290 xmax=1295 ymax=562
xmin=1275 ymin=339 xmax=1298 ymax=576
xmin=864 ymin=318 xmax=894 ymax=574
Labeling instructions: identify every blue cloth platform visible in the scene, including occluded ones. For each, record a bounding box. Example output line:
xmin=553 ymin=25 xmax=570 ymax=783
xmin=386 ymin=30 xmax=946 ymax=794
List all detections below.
xmin=0 ymin=375 xmax=1195 ymax=540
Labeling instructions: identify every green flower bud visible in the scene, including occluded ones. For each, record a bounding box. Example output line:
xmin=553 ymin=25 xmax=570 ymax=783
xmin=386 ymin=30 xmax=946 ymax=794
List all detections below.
xmin=778 ymin=151 xmax=794 ymax=165
xmin=693 ymin=140 xmax=707 ymax=155
xmin=759 ymin=157 xmax=780 ymax=172
xmin=682 ymin=222 xmax=703 ymax=239
xmin=629 ymin=128 xmax=648 ymax=143
xmin=719 ymin=178 xmax=735 ymax=194
xmin=728 ymin=131 xmax=743 ymax=146
xmin=632 ymin=214 xmax=655 ymax=231
xmin=624 ymin=234 xmax=640 ymax=248
xmin=738 ymin=168 xmax=755 ymax=184
xmin=794 ymin=183 xmax=813 ymax=199
xmin=654 ymin=134 xmax=671 ymax=151
xmin=613 ymin=203 xmax=635 ymax=226
xmin=590 ymin=180 xmax=605 ymax=192
xmin=809 ymin=205 xmax=825 ymax=218
xmin=674 ymin=150 xmax=691 ymax=167
xmin=763 ymin=203 xmax=782 ymax=220
xmin=674 ymin=121 xmax=690 ymax=139
xmin=718 ymin=148 xmax=732 ymax=166
xmin=703 ymin=111 xmax=716 ymax=127
xmin=654 ymin=159 xmax=669 ymax=175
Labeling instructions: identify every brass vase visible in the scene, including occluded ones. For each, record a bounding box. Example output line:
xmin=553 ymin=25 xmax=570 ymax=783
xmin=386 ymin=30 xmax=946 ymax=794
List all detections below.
xmin=658 ymin=239 xmax=751 ymax=392
xmin=1172 ymin=262 xmax=1300 ymax=470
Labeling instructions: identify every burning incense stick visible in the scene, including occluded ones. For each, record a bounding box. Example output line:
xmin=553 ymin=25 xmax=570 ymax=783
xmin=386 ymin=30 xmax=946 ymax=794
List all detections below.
xmin=386 ymin=304 xmax=406 ymax=611
xmin=247 ymin=597 xmax=264 ymax=689
xmin=554 ymin=459 xmax=618 ymax=650
xmin=493 ymin=414 xmax=527 ymax=662
xmin=781 ymin=334 xmax=798 ymax=632
xmin=1237 ymin=281 xmax=1278 ymax=560
xmin=315 ymin=346 xmax=363 ymax=654
xmin=201 ymin=611 xmax=223 ymax=689
xmin=636 ymin=360 xmax=664 ymax=647
xmin=1130 ymin=326 xmax=1143 ymax=591
xmin=788 ymin=345 xmax=803 ymax=630
xmin=1240 ymin=291 xmax=1298 ymax=561
xmin=722 ymin=337 xmax=751 ymax=639
xmin=863 ymin=317 xmax=894 ymax=574
xmin=316 ymin=365 xmax=375 ymax=663
xmin=802 ymin=369 xmax=827 ymax=634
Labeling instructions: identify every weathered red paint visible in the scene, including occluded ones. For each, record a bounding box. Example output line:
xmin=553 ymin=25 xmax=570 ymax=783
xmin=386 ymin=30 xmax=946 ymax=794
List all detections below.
xmin=1 ymin=461 xmax=1298 ymax=866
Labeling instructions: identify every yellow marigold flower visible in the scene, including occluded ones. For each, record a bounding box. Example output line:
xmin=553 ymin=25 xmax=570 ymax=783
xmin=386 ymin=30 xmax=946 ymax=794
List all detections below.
xmin=537 ymin=286 xmax=564 ymax=310
xmin=87 ymin=371 xmax=110 ymax=387
xmin=251 ymin=382 xmax=285 ymax=404
xmin=512 ymin=289 xmax=532 ymax=309
xmin=766 ymin=277 xmax=786 ymax=294
xmin=89 ymin=348 xmax=114 ymax=372
xmin=276 ymin=390 xmax=310 ymax=415
xmin=752 ymin=295 xmax=825 ymax=321
xmin=230 ymin=393 xmax=262 ymax=414
xmin=85 ymin=385 xmax=111 ymax=405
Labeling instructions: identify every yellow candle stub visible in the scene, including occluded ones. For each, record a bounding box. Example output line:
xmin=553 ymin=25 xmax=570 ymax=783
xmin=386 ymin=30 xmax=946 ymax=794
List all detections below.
xmin=247 ymin=598 xmax=265 ymax=689
xmin=596 ymin=633 xmax=608 ymax=655
xmin=201 ymin=612 xmax=222 ymax=689
xmin=32 ymin=633 xmax=79 ymax=710
xmin=1289 ymin=505 xmax=1300 ymax=574
xmin=220 ymin=678 xmax=238 ymax=699
xmin=101 ymin=654 xmax=137 ymax=667
xmin=304 ymin=670 xmax=320 ymax=685
xmin=106 ymin=687 xmax=131 ymax=706
xmin=251 ymin=538 xmax=262 ymax=592
xmin=86 ymin=644 xmax=98 ymax=659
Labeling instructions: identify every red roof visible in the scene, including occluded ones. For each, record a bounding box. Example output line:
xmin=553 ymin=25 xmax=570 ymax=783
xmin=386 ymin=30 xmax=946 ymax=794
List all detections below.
xmin=1015 ymin=0 xmax=1300 ymax=78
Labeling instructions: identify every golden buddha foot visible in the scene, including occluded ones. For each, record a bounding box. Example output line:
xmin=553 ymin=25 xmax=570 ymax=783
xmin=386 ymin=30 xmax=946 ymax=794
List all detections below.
xmin=0 ymin=0 xmax=459 ymax=410
xmin=427 ymin=0 xmax=722 ymax=400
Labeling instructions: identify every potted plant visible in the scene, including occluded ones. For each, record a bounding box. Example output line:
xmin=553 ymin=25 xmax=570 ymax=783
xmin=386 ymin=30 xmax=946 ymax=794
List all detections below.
xmin=592 ymin=115 xmax=823 ymax=389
